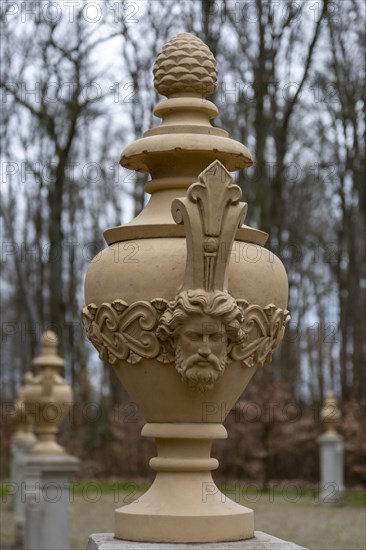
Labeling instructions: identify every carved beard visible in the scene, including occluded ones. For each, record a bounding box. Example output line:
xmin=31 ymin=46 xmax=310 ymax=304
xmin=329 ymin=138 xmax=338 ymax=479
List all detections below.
xmin=175 ymin=343 xmax=227 ymax=392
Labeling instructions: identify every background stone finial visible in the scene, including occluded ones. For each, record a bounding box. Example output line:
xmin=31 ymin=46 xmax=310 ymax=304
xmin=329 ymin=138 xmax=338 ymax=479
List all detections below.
xmin=21 ymin=331 xmax=72 ymax=455
xmin=13 ymin=385 xmax=37 ymax=446
xmin=40 ymin=329 xmax=58 ymax=351
xmin=320 ymin=390 xmax=341 ymax=435
xmin=153 ymin=32 xmax=217 ymax=97
xmin=34 ymin=330 xmax=64 ymax=369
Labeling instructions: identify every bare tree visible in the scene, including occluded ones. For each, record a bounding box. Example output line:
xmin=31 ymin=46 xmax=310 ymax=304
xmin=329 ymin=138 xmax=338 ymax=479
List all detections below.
xmin=1 ymin=6 xmax=123 ymax=400
xmin=311 ymin=0 xmax=366 ymax=400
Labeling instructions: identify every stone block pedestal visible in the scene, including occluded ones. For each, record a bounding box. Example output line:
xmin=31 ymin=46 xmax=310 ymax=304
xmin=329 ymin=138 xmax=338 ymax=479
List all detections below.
xmin=86 ymin=532 xmax=308 ymax=550
xmin=24 ymin=454 xmax=79 ymax=550
xmin=11 ymin=439 xmax=35 ymax=545
xmin=318 ymin=433 xmax=344 ymax=505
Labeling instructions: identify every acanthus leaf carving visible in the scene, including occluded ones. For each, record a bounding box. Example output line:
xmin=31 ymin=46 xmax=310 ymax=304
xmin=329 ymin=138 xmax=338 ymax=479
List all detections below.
xmin=171 ymin=161 xmax=248 ymax=292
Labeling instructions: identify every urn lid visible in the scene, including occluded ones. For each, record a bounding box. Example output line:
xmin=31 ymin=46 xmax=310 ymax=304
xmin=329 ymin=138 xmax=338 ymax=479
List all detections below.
xmin=120 ymin=32 xmax=252 ymax=176
xmin=105 ymin=33 xmax=268 ymax=247
xmin=32 ymin=330 xmax=64 ymax=369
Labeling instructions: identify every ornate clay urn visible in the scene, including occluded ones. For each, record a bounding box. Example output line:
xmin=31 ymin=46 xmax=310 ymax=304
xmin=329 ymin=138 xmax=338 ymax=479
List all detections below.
xmin=12 ymin=383 xmax=37 ymax=447
xmin=83 ymin=33 xmax=290 ymax=543
xmin=22 ymin=331 xmax=73 ymax=455
xmin=320 ymin=391 xmax=342 ymax=437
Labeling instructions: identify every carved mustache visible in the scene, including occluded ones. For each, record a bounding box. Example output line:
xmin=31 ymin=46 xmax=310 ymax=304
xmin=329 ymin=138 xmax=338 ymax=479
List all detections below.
xmin=182 ymin=353 xmax=224 ymax=373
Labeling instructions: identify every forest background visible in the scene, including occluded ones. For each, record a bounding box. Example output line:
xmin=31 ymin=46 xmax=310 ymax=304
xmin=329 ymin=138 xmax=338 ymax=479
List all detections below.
xmin=1 ymin=0 xmax=365 ymax=486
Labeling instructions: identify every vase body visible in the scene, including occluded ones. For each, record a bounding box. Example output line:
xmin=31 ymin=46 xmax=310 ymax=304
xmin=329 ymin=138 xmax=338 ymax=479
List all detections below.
xmin=85 ymin=237 xmax=288 ymax=424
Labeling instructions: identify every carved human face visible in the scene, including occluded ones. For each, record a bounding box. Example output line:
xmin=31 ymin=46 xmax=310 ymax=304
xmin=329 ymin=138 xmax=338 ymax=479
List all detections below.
xmin=175 ymin=313 xmax=228 ymax=391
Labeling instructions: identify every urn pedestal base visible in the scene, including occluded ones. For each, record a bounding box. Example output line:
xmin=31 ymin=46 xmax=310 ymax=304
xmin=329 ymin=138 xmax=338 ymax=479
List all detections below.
xmin=115 ymin=423 xmax=254 ymax=543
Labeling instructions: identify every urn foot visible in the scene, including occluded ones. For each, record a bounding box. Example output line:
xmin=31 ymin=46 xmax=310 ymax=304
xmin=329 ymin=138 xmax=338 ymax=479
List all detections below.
xmin=114 ymin=423 xmax=254 ymax=543
xmin=32 ymin=427 xmax=66 ymax=455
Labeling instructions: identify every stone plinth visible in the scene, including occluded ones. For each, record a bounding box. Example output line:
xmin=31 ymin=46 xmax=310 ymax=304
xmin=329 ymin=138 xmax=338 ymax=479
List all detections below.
xmin=318 ymin=433 xmax=344 ymax=505
xmin=24 ymin=454 xmax=79 ymax=550
xmin=11 ymin=380 xmax=37 ymax=545
xmin=318 ymin=391 xmax=344 ymax=505
xmin=11 ymin=439 xmax=35 ymax=545
xmin=86 ymin=532 xmax=308 ymax=550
